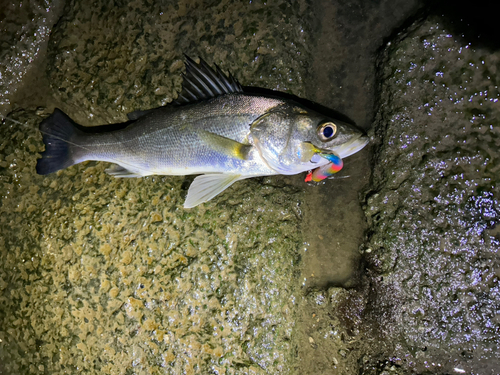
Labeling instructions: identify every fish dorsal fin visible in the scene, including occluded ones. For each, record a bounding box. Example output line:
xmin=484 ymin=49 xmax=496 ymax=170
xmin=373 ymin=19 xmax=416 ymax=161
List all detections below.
xmin=184 ymin=173 xmax=243 ymax=208
xmin=173 ymin=56 xmax=243 ymax=105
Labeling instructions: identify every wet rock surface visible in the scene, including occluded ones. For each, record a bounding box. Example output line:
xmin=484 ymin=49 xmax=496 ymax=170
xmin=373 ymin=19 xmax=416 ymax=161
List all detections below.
xmin=11 ymin=0 xmax=500 ymax=374
xmin=363 ymin=16 xmax=500 ymax=373
xmin=0 ymin=0 xmax=63 ymax=117
xmin=295 ymin=0 xmax=420 ymax=291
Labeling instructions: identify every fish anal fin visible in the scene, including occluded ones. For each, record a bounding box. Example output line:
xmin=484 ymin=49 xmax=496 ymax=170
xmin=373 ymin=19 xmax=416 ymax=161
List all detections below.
xmin=184 ymin=174 xmax=242 ymax=208
xmin=105 ymin=165 xmax=144 ymax=178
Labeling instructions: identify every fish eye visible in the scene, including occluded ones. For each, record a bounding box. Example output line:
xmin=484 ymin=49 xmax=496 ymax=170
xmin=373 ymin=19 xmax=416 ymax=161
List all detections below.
xmin=317 ymin=121 xmax=337 ymax=142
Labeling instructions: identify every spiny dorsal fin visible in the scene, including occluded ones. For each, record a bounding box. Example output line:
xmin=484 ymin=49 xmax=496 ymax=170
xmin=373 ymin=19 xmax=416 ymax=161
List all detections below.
xmin=173 ymin=56 xmax=243 ymax=105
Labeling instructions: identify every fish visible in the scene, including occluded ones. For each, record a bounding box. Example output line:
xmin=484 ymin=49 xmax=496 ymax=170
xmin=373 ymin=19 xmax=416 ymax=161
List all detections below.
xmin=36 ymin=56 xmax=369 ymax=208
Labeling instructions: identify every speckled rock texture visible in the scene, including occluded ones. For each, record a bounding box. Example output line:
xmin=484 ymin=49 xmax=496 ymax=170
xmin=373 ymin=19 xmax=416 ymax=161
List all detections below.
xmin=363 ymin=17 xmax=500 ymax=373
xmin=0 ymin=0 xmax=314 ymax=373
xmin=0 ymin=0 xmax=63 ymax=117
xmin=46 ymin=0 xmax=312 ymax=124
xmin=0 ymin=111 xmax=303 ymax=374
xmin=1 ymin=0 xmax=432 ymax=373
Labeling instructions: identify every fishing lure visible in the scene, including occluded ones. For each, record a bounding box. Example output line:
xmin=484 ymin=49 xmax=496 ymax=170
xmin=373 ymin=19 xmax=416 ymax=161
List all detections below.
xmin=305 ymin=152 xmax=343 ymax=182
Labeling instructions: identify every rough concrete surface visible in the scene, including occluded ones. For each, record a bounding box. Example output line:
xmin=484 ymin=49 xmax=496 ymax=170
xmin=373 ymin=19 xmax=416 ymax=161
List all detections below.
xmin=363 ymin=16 xmax=500 ymax=374
xmin=1 ymin=1 xmax=313 ymax=373
xmin=8 ymin=1 xmax=499 ymax=375
xmin=0 ymin=110 xmax=305 ymax=374
xmin=1 ymin=1 xmax=350 ymax=374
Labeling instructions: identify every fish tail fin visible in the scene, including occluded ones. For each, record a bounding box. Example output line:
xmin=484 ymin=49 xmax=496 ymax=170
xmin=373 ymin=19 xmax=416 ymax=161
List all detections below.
xmin=36 ymin=109 xmax=81 ymax=175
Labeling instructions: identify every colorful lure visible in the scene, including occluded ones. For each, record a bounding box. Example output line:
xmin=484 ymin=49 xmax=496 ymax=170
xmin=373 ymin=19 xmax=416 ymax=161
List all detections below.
xmin=305 ymin=153 xmax=343 ymax=182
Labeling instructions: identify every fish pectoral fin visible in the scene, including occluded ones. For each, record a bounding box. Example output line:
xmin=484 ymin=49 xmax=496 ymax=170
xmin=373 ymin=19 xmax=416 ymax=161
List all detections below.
xmin=184 ymin=173 xmax=243 ymax=208
xmin=198 ymin=131 xmax=251 ymax=160
xmin=298 ymin=142 xmax=321 ymax=163
xmin=105 ymin=165 xmax=143 ymax=178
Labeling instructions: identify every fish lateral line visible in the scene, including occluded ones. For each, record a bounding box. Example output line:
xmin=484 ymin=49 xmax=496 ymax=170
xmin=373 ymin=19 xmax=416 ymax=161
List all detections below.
xmin=2 ymin=113 xmax=90 ymax=151
xmin=1 ymin=112 xmax=144 ymax=175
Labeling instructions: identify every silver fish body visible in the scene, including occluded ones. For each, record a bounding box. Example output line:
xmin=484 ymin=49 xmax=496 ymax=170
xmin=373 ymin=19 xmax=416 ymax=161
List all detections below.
xmin=71 ymin=94 xmax=282 ymax=177
xmin=37 ymin=57 xmax=368 ymax=207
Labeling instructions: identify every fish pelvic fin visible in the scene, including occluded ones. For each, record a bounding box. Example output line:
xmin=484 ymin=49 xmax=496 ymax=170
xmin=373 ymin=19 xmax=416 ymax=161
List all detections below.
xmin=36 ymin=109 xmax=82 ymax=175
xmin=184 ymin=173 xmax=243 ymax=208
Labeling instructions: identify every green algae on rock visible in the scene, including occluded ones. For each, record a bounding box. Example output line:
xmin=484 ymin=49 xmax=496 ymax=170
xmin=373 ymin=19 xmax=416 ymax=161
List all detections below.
xmin=363 ymin=17 xmax=500 ymax=373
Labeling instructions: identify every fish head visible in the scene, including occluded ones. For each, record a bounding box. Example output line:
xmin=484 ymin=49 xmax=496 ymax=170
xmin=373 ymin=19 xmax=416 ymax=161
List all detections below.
xmin=250 ymin=103 xmax=369 ymax=175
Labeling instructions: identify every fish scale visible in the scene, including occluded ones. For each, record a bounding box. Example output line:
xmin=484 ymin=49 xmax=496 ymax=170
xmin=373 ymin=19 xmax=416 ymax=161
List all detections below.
xmin=76 ymin=94 xmax=283 ymax=176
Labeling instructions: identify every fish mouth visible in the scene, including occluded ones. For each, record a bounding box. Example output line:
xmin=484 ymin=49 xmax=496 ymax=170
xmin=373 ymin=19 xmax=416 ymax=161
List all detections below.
xmin=333 ymin=134 xmax=369 ymax=159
